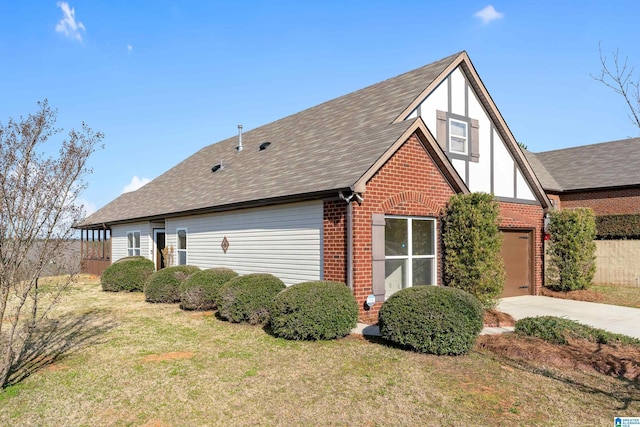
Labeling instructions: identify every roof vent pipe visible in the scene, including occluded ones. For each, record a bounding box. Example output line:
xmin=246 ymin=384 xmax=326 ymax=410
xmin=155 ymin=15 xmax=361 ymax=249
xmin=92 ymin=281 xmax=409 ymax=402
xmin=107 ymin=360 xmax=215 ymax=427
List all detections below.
xmin=236 ymin=124 xmax=243 ymax=152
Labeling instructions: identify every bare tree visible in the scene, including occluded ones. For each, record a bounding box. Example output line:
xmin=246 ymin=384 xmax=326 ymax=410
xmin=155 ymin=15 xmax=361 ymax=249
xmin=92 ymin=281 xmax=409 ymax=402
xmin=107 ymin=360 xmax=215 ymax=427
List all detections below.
xmin=592 ymin=43 xmax=640 ymax=130
xmin=0 ymin=100 xmax=102 ymax=388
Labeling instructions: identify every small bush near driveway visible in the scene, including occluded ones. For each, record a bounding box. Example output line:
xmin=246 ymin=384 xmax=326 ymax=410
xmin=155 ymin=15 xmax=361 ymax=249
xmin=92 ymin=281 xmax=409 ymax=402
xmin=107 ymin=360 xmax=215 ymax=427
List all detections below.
xmin=378 ymin=286 xmax=483 ymax=355
xmin=217 ymin=273 xmax=285 ymax=324
xmin=101 ymin=256 xmax=154 ymax=292
xmin=270 ymin=281 xmax=358 ymax=340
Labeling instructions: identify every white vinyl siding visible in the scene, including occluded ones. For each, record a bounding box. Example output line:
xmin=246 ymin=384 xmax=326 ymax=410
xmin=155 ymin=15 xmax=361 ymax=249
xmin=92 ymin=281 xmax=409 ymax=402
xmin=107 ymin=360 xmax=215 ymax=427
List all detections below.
xmin=111 ymin=221 xmax=152 ymax=262
xmin=165 ymin=201 xmax=323 ymax=286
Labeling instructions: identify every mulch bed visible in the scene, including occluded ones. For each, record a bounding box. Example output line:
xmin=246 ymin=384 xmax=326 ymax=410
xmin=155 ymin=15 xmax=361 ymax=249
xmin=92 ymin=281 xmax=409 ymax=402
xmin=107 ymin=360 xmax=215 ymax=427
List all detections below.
xmin=476 ymin=334 xmax=640 ymax=382
xmin=540 ymin=287 xmax=605 ymax=303
xmin=483 ymin=309 xmax=515 ymax=327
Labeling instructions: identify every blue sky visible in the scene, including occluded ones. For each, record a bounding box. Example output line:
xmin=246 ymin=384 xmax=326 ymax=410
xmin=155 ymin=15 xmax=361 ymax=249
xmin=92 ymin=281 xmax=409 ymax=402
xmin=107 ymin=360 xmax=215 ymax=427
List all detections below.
xmin=1 ymin=1 xmax=639 ymax=215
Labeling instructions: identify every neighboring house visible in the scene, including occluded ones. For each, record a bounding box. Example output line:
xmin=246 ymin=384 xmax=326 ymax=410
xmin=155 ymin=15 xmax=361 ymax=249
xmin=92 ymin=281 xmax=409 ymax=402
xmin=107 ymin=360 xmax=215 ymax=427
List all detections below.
xmin=525 ymin=138 xmax=640 ymax=215
xmin=77 ymin=51 xmax=550 ymax=318
xmin=526 ymin=138 xmax=640 ymax=286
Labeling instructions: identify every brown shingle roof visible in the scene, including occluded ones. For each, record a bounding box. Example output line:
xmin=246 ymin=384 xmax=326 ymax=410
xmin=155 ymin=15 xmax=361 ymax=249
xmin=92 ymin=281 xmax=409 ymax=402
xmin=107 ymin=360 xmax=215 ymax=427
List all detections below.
xmin=533 ymin=138 xmax=640 ymax=191
xmin=79 ymin=53 xmax=461 ymax=227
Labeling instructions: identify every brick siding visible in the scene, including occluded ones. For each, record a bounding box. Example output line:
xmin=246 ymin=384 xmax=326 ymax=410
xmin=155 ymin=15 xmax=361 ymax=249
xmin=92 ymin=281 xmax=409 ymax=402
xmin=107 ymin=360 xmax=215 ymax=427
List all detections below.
xmin=351 ymin=135 xmax=456 ymax=322
xmin=558 ymin=187 xmax=640 ymax=215
xmin=322 ymin=134 xmax=545 ymax=321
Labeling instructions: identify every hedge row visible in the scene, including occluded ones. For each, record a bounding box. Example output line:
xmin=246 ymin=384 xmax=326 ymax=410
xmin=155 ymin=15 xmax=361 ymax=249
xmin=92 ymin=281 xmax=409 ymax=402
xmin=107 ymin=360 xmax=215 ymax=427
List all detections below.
xmin=595 ymin=214 xmax=640 ymax=239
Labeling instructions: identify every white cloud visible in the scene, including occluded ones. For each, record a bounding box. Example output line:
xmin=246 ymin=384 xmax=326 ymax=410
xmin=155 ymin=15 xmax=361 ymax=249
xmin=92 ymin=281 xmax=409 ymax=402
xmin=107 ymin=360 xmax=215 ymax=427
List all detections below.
xmin=127 ymin=44 xmax=133 ymax=54
xmin=55 ymin=2 xmax=86 ymax=42
xmin=122 ymin=176 xmax=151 ymax=193
xmin=77 ymin=198 xmax=97 ymax=217
xmin=473 ymin=5 xmax=504 ymax=25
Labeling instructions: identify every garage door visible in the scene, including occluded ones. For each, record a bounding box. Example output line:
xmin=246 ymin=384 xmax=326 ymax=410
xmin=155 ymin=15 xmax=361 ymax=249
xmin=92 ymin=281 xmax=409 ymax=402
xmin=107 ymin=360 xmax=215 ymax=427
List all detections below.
xmin=500 ymin=230 xmax=532 ymax=297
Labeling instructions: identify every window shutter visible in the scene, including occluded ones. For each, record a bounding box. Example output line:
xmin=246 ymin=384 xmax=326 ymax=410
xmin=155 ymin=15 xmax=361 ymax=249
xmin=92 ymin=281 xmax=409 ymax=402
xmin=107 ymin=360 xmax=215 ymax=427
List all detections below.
xmin=371 ymin=214 xmax=386 ymax=302
xmin=436 ymin=110 xmax=448 ymax=151
xmin=470 ymin=118 xmax=480 ymax=162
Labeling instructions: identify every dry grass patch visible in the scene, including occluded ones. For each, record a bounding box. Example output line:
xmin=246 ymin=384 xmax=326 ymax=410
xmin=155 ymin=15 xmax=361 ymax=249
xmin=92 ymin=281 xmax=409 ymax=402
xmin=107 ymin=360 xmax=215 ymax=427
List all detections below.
xmin=142 ymin=352 xmax=194 ymax=363
xmin=0 ymin=276 xmax=638 ymax=426
xmin=542 ymin=283 xmax=640 ymax=308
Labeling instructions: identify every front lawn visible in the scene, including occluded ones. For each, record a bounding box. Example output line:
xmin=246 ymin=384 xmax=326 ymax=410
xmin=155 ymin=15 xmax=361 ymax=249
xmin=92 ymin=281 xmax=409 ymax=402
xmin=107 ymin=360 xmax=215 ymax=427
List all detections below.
xmin=542 ymin=283 xmax=640 ymax=309
xmin=0 ymin=276 xmax=638 ymax=426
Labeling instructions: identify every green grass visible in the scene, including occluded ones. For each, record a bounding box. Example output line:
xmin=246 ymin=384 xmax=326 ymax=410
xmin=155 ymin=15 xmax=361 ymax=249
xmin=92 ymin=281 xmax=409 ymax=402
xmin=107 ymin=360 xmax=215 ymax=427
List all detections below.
xmin=591 ymin=283 xmax=640 ymax=308
xmin=0 ymin=277 xmax=638 ymax=426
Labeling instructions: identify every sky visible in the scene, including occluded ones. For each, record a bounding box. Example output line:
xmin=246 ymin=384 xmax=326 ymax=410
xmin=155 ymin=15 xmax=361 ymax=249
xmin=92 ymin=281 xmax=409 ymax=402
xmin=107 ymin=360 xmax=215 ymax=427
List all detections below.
xmin=1 ymin=1 xmax=639 ymax=216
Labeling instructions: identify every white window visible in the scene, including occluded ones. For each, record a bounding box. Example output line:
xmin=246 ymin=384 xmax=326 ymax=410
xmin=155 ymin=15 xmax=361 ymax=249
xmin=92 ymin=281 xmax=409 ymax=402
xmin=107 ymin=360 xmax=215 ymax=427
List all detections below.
xmin=127 ymin=231 xmax=141 ymax=256
xmin=177 ymin=228 xmax=187 ymax=265
xmin=384 ymin=217 xmax=436 ymax=298
xmin=449 ymin=118 xmax=468 ymax=155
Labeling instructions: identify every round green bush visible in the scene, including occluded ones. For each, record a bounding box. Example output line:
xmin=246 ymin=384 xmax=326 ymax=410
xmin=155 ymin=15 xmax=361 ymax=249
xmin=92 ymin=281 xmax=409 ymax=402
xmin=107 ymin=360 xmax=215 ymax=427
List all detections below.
xmin=217 ymin=273 xmax=285 ymax=324
xmin=144 ymin=265 xmax=201 ymax=303
xmin=378 ymin=286 xmax=484 ymax=355
xmin=179 ymin=268 xmax=238 ymax=311
xmin=270 ymin=281 xmax=358 ymax=340
xmin=101 ymin=256 xmax=154 ymax=292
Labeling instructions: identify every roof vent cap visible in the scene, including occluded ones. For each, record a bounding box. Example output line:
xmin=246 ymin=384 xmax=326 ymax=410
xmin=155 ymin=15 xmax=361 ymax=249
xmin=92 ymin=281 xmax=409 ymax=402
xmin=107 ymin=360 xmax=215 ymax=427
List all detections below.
xmin=211 ymin=161 xmax=224 ymax=173
xmin=259 ymin=141 xmax=271 ymax=151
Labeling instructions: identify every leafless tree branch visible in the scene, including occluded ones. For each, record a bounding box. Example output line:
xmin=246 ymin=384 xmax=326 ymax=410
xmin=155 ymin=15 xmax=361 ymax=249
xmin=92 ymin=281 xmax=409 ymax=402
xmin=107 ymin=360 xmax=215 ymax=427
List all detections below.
xmin=591 ymin=42 xmax=640 ymax=130
xmin=0 ymin=100 xmax=103 ymax=388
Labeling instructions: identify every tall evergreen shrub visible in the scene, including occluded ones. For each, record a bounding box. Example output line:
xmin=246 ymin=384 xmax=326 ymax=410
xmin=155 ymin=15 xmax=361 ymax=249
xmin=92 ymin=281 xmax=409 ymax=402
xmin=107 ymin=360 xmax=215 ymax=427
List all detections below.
xmin=546 ymin=208 xmax=596 ymax=291
xmin=442 ymin=192 xmax=505 ymax=308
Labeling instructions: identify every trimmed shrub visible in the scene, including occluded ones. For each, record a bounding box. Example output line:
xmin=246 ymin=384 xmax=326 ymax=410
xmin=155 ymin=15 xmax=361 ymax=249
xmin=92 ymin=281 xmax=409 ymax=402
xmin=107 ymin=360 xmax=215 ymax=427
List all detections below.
xmin=217 ymin=273 xmax=285 ymax=324
xmin=179 ymin=268 xmax=238 ymax=311
xmin=378 ymin=286 xmax=483 ymax=355
xmin=546 ymin=208 xmax=596 ymax=291
xmin=595 ymin=213 xmax=640 ymax=239
xmin=101 ymin=256 xmax=154 ymax=292
xmin=515 ymin=316 xmax=640 ymax=346
xmin=270 ymin=281 xmax=358 ymax=340
xmin=144 ymin=265 xmax=201 ymax=303
xmin=442 ymin=192 xmax=505 ymax=308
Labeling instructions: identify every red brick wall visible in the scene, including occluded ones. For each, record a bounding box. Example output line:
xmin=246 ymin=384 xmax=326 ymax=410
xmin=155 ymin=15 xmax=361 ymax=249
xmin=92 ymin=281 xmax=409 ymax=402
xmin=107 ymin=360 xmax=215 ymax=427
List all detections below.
xmin=323 ymin=200 xmax=347 ymax=283
xmin=498 ymin=202 xmax=545 ymax=295
xmin=558 ymin=188 xmax=640 ymax=215
xmin=351 ymin=135 xmax=456 ymax=322
xmin=321 ymin=133 xmax=545 ymax=321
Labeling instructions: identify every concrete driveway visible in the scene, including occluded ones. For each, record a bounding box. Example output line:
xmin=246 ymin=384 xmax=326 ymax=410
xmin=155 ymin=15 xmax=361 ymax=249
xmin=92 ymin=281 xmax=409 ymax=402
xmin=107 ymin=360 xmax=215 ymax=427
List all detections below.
xmin=498 ymin=296 xmax=640 ymax=339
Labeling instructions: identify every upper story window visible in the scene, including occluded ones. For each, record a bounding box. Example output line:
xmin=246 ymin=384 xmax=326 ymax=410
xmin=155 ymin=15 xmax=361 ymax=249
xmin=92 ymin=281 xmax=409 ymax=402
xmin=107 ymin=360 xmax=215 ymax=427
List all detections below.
xmin=449 ymin=119 xmax=468 ymax=155
xmin=177 ymin=228 xmax=187 ymax=265
xmin=127 ymin=231 xmax=141 ymax=256
xmin=436 ymin=110 xmax=479 ymax=162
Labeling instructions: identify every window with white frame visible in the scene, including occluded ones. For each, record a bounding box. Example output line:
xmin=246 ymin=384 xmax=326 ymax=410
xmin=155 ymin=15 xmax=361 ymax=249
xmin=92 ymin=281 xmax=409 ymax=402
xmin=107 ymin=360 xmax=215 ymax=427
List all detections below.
xmin=177 ymin=228 xmax=187 ymax=265
xmin=449 ymin=118 xmax=468 ymax=155
xmin=384 ymin=217 xmax=436 ymax=297
xmin=127 ymin=231 xmax=141 ymax=256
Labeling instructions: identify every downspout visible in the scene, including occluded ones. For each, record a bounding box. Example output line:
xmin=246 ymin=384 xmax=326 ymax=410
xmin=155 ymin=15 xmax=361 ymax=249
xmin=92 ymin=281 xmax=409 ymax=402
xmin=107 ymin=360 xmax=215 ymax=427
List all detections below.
xmin=346 ymin=201 xmax=353 ymax=291
xmin=339 ymin=190 xmax=363 ymax=291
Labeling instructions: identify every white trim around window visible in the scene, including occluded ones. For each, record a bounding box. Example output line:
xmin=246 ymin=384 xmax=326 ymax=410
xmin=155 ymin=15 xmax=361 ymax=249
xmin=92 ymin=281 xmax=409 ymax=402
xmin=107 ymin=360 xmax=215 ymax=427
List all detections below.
xmin=384 ymin=216 xmax=436 ymax=298
xmin=176 ymin=228 xmax=188 ymax=266
xmin=449 ymin=118 xmax=468 ymax=155
xmin=127 ymin=231 xmax=141 ymax=257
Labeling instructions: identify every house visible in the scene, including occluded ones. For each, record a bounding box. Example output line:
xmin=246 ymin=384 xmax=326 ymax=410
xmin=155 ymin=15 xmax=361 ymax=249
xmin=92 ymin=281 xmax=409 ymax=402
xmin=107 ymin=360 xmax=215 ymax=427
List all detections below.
xmin=525 ymin=138 xmax=640 ymax=286
xmin=77 ymin=51 xmax=550 ymax=318
xmin=525 ymin=138 xmax=640 ymax=215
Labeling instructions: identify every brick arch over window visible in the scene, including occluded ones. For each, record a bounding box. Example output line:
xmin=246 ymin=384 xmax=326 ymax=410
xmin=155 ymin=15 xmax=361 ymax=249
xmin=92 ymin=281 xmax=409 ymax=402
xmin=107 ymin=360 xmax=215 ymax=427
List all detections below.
xmin=379 ymin=190 xmax=444 ymax=217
